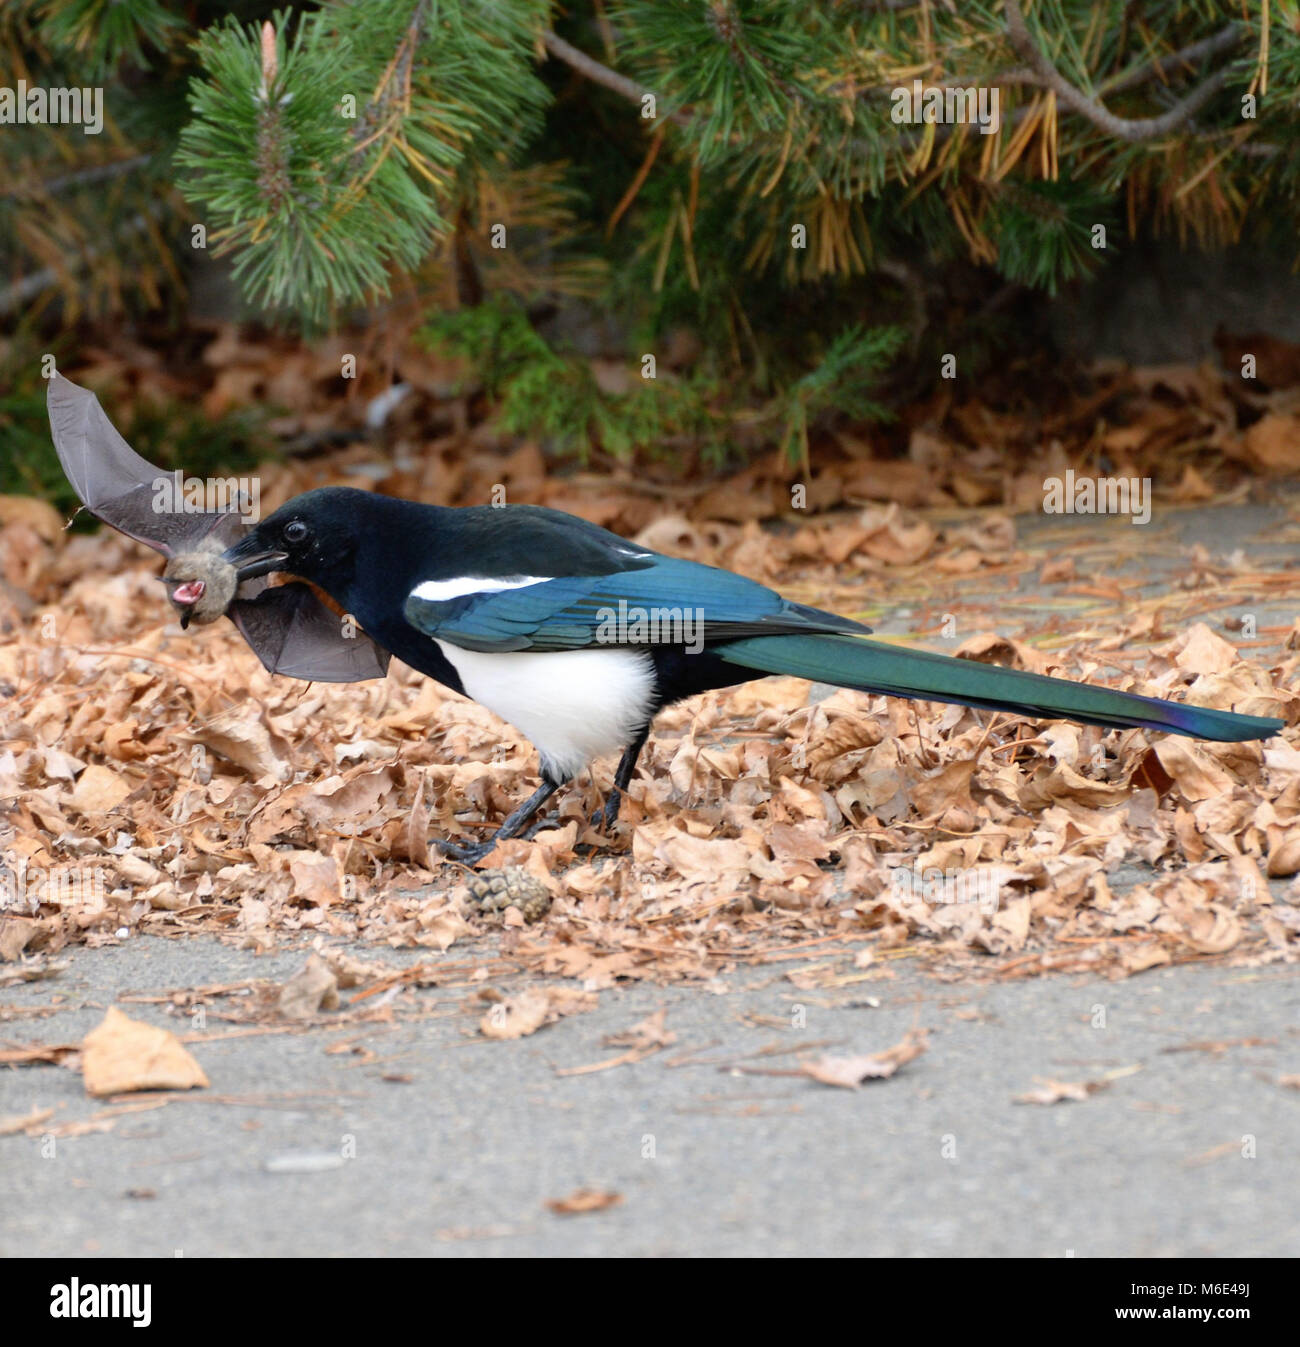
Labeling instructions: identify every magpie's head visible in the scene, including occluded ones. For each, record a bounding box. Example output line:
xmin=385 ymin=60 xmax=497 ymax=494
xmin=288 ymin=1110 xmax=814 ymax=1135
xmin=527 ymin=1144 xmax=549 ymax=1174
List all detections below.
xmin=222 ymin=487 xmax=375 ymax=599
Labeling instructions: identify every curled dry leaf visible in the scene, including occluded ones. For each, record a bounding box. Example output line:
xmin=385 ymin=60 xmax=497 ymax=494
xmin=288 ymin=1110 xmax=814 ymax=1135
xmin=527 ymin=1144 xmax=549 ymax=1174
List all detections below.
xmin=1119 ymin=943 xmax=1173 ymax=977
xmin=602 ymin=1008 xmax=675 ymax=1051
xmin=479 ymin=987 xmax=598 ymax=1040
xmin=416 ymin=900 xmax=470 ymax=950
xmin=67 ymin=763 xmax=132 ymax=815
xmin=187 ymin=706 xmax=293 ymax=781
xmin=1163 ymin=623 xmax=1240 ymax=676
xmin=800 ymin=1028 xmax=928 ymax=1089
xmin=277 ymin=952 xmax=340 ymax=1020
xmin=81 ymin=1006 xmax=209 ymax=1097
xmin=546 ymin=1187 xmax=624 ymax=1216
xmin=1014 ymin=1077 xmax=1110 ymax=1105
xmin=1266 ymin=828 xmax=1300 ymax=878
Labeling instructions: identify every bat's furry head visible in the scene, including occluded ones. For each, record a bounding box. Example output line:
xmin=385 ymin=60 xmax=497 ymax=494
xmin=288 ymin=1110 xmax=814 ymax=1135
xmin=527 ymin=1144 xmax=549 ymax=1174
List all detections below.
xmin=161 ymin=547 xmax=239 ymax=627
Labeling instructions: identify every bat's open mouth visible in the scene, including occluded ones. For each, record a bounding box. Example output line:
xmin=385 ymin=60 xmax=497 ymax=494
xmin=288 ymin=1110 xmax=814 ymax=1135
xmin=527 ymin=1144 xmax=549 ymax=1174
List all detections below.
xmin=171 ymin=580 xmax=205 ymax=605
xmin=221 ymin=536 xmax=290 ymax=581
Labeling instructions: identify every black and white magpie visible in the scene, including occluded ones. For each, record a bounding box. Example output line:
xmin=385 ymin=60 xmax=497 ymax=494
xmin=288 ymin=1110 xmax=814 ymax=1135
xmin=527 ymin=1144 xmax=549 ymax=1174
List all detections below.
xmin=222 ymin=486 xmax=1284 ymax=863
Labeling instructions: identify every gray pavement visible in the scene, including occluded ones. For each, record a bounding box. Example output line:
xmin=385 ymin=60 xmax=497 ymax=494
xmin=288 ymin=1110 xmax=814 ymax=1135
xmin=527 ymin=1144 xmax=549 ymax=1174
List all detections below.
xmin=2 ymin=936 xmax=1298 ymax=1257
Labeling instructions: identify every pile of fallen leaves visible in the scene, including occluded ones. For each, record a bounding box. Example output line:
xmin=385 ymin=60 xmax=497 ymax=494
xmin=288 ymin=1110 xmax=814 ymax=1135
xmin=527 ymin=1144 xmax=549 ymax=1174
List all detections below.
xmin=5 ymin=432 xmax=1300 ymax=991
xmin=35 ymin=322 xmax=1300 ymax=530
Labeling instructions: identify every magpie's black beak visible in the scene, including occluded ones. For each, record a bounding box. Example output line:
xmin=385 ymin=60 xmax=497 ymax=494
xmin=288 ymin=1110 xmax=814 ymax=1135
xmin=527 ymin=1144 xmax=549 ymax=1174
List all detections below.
xmin=222 ymin=533 xmax=290 ymax=582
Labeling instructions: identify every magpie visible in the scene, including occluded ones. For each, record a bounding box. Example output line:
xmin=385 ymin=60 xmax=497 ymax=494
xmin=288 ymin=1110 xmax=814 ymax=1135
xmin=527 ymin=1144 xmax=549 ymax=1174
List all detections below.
xmin=222 ymin=486 xmax=1284 ymax=864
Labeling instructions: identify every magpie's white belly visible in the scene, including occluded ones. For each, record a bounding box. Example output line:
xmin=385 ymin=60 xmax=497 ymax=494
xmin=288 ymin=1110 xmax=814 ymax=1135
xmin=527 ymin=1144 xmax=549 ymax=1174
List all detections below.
xmin=434 ymin=642 xmax=657 ymax=781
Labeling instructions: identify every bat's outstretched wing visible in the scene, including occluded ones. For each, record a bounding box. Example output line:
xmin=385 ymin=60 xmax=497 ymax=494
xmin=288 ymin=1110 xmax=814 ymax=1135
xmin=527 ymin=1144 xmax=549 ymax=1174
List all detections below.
xmin=47 ymin=374 xmax=239 ymax=556
xmin=47 ymin=373 xmax=391 ymax=683
xmin=229 ymin=584 xmax=391 ymax=682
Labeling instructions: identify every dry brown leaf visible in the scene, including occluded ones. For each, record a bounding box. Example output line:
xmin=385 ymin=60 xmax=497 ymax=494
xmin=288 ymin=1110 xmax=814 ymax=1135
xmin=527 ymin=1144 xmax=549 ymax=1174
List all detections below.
xmin=1266 ymin=828 xmax=1300 ymax=878
xmin=277 ymin=953 xmax=340 ymax=1019
xmin=1014 ymin=1077 xmax=1109 ymax=1105
xmin=67 ymin=763 xmax=132 ymax=815
xmin=911 ymin=760 xmax=977 ymax=817
xmin=403 ymin=770 xmax=431 ymax=869
xmin=285 ymin=853 xmax=339 ymax=906
xmin=1118 ymin=943 xmax=1173 ymax=977
xmin=188 ymin=706 xmax=292 ymax=781
xmin=546 ymin=1187 xmax=623 ymax=1216
xmin=603 ymin=1009 xmax=675 ymax=1051
xmin=1165 ymin=623 xmax=1240 ymax=675
xmin=1153 ymin=738 xmax=1236 ymax=801
xmin=955 ymin=632 xmax=1054 ymax=675
xmin=1169 ymin=901 xmax=1242 ymax=955
xmin=0 ymin=495 xmax=65 ymax=544
xmin=800 ymin=1028 xmax=928 ymax=1089
xmin=479 ymin=987 xmax=597 ymax=1040
xmin=1240 ymin=412 xmax=1300 ymax=474
xmin=82 ymin=1007 xmax=209 ymax=1096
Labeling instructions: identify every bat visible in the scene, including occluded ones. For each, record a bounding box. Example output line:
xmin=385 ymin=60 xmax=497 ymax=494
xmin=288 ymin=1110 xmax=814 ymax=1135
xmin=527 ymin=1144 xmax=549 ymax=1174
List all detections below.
xmin=46 ymin=373 xmax=391 ymax=683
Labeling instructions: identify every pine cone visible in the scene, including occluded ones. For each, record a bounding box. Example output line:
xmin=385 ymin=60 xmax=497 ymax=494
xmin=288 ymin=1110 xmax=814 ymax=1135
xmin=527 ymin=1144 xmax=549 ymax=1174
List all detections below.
xmin=467 ymin=867 xmax=552 ymax=923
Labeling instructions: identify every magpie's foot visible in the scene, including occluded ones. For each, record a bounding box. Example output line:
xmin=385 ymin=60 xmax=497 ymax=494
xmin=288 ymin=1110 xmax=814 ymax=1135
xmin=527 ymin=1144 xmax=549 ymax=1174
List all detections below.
xmin=589 ymin=788 xmax=622 ymax=832
xmin=435 ymin=811 xmax=560 ymax=865
xmin=519 ymin=814 xmax=558 ymax=842
xmin=435 ymin=836 xmax=500 ymax=866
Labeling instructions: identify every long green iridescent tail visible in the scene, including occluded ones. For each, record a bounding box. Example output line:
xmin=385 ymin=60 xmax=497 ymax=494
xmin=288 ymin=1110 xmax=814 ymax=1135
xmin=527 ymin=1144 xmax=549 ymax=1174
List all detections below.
xmin=714 ymin=635 xmax=1283 ymax=743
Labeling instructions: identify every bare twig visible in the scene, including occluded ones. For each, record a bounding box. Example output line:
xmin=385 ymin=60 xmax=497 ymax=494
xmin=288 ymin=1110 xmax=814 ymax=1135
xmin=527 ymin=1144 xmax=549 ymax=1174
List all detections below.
xmin=1098 ymin=24 xmax=1244 ymax=98
xmin=1005 ymin=2 xmax=1242 ymax=143
xmin=542 ymin=30 xmax=650 ymax=104
xmin=1 ymin=153 xmax=153 ymax=200
xmin=542 ymin=30 xmax=691 ymax=127
xmin=0 ymin=211 xmax=159 ymax=316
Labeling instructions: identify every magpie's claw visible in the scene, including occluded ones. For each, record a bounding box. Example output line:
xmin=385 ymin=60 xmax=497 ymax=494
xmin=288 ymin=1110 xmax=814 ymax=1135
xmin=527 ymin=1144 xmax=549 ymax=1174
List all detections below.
xmin=589 ymin=788 xmax=622 ymax=832
xmin=435 ymin=809 xmax=560 ymax=865
xmin=435 ymin=836 xmax=498 ymax=866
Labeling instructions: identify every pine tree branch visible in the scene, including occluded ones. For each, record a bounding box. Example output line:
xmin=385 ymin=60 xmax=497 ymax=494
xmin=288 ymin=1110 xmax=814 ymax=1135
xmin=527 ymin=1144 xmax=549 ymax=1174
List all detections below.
xmin=542 ymin=30 xmax=647 ymax=103
xmin=0 ymin=211 xmax=153 ymax=316
xmin=1005 ymin=2 xmax=1242 ymax=143
xmin=1098 ymin=24 xmax=1244 ymax=98
xmin=11 ymin=154 xmax=154 ymax=198
xmin=351 ymin=0 xmax=431 ymax=153
xmin=541 ymin=30 xmax=690 ymax=127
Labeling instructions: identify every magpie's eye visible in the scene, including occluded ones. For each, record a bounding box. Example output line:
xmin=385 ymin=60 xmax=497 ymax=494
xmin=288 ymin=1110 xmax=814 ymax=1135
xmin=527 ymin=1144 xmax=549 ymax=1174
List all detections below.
xmin=282 ymin=520 xmax=311 ymax=546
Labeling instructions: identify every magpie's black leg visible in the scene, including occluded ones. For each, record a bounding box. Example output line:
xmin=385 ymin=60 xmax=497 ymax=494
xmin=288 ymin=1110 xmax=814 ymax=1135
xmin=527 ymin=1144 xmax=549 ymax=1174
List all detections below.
xmin=437 ymin=779 xmax=561 ymax=865
xmin=591 ymin=727 xmax=650 ymax=832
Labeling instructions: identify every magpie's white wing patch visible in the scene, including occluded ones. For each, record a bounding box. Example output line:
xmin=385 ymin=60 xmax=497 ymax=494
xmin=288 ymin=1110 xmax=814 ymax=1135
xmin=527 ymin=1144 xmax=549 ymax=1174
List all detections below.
xmin=410 ymin=575 xmax=551 ymax=603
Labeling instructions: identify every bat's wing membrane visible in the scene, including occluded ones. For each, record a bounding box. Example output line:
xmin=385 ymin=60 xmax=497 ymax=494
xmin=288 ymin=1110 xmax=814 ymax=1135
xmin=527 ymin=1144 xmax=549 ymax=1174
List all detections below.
xmin=47 ymin=375 xmax=239 ymax=556
xmin=48 ymin=374 xmax=391 ymax=684
xmin=229 ymin=584 xmax=391 ymax=682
